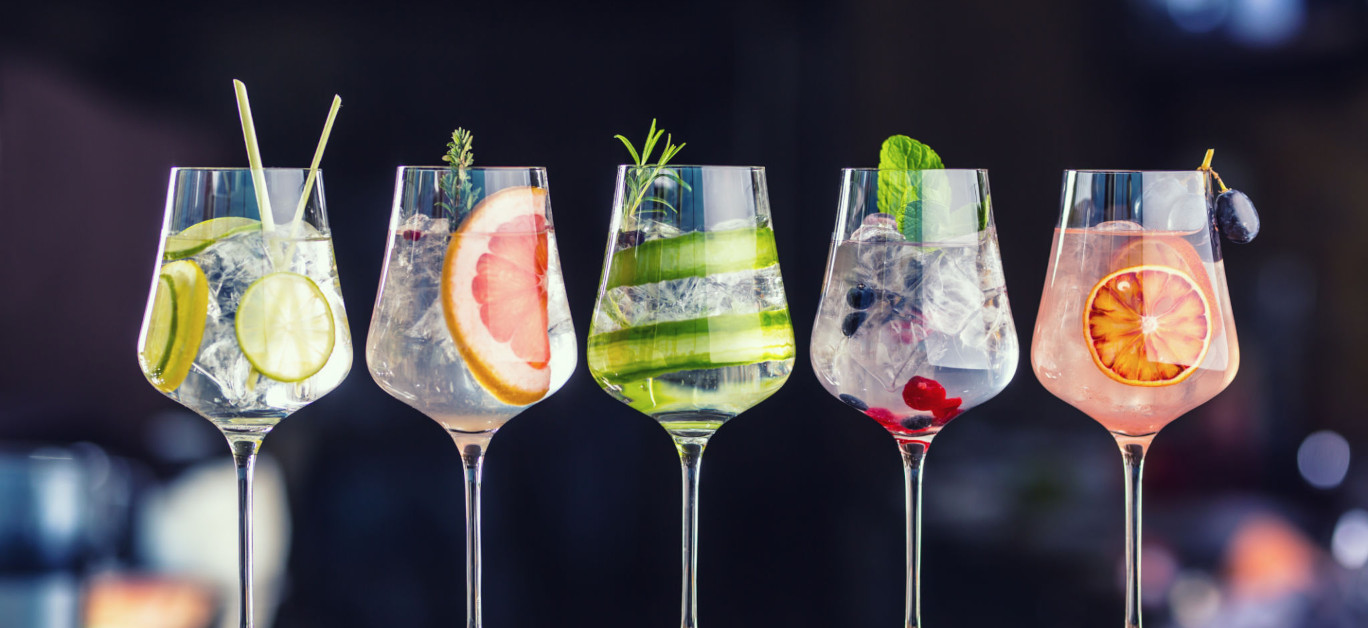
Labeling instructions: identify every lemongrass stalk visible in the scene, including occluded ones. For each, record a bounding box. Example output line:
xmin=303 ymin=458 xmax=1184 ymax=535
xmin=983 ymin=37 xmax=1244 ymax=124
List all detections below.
xmin=233 ymin=80 xmax=274 ymax=235
xmin=280 ymin=96 xmax=342 ymax=267
xmin=290 ymin=95 xmax=341 ymax=231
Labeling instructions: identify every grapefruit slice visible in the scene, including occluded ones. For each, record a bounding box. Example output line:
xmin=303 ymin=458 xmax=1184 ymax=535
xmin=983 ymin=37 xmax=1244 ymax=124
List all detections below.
xmin=1084 ymin=265 xmax=1213 ymax=387
xmin=442 ymin=186 xmax=551 ymax=406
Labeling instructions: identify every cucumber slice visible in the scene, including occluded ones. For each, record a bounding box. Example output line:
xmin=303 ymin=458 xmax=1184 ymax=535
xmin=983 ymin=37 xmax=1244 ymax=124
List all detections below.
xmin=587 ymin=309 xmax=795 ymax=381
xmin=604 ymin=227 xmax=778 ymax=289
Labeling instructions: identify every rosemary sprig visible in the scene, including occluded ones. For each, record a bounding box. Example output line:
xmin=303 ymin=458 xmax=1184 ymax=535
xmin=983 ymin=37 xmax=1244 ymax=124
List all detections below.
xmin=614 ymin=119 xmax=687 ymax=226
xmin=439 ymin=127 xmax=478 ymax=218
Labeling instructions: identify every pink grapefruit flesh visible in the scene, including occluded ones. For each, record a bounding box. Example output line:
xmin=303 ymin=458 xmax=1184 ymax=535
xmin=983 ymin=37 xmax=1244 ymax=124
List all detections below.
xmin=441 ymin=186 xmax=551 ymax=405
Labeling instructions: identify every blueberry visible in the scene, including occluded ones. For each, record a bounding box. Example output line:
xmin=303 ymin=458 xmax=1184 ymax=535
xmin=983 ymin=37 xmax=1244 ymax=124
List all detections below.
xmin=842 ymin=311 xmax=867 ymax=336
xmin=900 ymin=415 xmax=932 ymax=431
xmin=617 ymin=230 xmax=645 ymax=248
xmin=846 ymin=284 xmax=876 ymax=309
xmin=838 ymin=394 xmax=869 ymax=411
xmin=1215 ymin=189 xmax=1259 ymax=243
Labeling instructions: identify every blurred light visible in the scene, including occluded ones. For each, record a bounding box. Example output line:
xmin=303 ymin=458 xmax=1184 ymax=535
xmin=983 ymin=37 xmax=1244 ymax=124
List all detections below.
xmin=1332 ymin=510 xmax=1368 ymax=569
xmin=1225 ymin=514 xmax=1315 ymax=597
xmin=1165 ymin=0 xmax=1231 ymax=33
xmin=1170 ymin=571 xmax=1221 ymax=628
xmin=28 ymin=448 xmax=82 ymax=554
xmin=1297 ymin=430 xmax=1350 ymax=489
xmin=1142 ymin=543 xmax=1179 ymax=605
xmin=1228 ymin=0 xmax=1305 ymax=47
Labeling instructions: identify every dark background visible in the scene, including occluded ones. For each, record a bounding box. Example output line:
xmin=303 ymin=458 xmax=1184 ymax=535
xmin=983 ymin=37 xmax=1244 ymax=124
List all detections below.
xmin=3 ymin=0 xmax=1367 ymax=626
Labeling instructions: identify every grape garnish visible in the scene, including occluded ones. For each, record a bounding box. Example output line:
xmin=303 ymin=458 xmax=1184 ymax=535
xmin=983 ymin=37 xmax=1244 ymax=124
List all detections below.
xmin=1216 ymin=189 xmax=1260 ymax=243
xmin=1197 ymin=149 xmax=1259 ymax=243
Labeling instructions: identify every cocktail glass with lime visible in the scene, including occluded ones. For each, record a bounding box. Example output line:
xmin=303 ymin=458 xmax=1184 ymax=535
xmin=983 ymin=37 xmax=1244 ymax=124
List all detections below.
xmin=137 ymin=167 xmax=352 ymax=626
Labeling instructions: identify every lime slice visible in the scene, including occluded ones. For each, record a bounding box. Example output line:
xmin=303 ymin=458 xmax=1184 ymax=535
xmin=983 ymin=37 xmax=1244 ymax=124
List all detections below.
xmin=586 ymin=309 xmax=795 ymax=381
xmin=604 ymin=227 xmax=778 ymax=289
xmin=139 ymin=260 xmax=209 ymax=392
xmin=235 ymin=272 xmax=336 ymax=382
xmin=164 ymin=217 xmax=261 ymax=260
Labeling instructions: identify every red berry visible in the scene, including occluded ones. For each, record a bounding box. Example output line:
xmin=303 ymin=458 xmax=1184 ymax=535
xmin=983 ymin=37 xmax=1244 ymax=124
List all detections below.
xmin=903 ymin=376 xmax=948 ymax=411
xmin=864 ymin=407 xmax=901 ymax=430
xmin=932 ymin=402 xmax=961 ymax=423
xmin=402 ymin=229 xmax=423 ymax=242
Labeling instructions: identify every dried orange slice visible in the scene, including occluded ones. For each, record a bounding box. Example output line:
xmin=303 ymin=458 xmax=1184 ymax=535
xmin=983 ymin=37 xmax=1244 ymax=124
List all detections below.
xmin=1111 ymin=235 xmax=1216 ymax=302
xmin=441 ymin=187 xmax=551 ymax=405
xmin=1084 ymin=265 xmax=1213 ymax=386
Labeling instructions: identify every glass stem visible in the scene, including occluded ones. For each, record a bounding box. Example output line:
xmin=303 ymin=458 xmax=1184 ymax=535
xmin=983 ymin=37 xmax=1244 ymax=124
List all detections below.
xmin=229 ymin=437 xmax=262 ymax=628
xmin=461 ymin=444 xmax=486 ymax=628
xmin=1119 ymin=438 xmax=1149 ymax=628
xmin=675 ymin=436 xmax=709 ymax=628
xmin=899 ymin=440 xmax=928 ymax=628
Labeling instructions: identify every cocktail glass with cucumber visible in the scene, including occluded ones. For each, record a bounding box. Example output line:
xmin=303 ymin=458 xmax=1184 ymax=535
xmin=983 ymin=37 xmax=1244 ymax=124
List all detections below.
xmin=365 ymin=130 xmax=575 ymax=628
xmin=136 ymin=83 xmax=349 ymax=628
xmin=587 ymin=121 xmax=795 ymax=628
xmin=809 ymin=136 xmax=1018 ymax=627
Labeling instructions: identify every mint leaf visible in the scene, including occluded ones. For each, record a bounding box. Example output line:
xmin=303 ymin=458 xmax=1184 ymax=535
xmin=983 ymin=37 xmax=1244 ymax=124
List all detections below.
xmin=879 ymin=135 xmax=943 ymax=172
xmin=877 ymin=135 xmax=943 ymax=240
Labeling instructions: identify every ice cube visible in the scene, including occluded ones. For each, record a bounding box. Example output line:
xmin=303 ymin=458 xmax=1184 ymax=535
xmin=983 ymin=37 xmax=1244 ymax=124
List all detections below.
xmin=197 ymin=232 xmax=271 ymax=315
xmin=637 ymin=219 xmax=682 ymax=242
xmin=594 ymin=265 xmax=784 ymax=333
xmin=711 ymin=217 xmax=758 ymax=232
xmin=842 ymin=312 xmax=924 ymax=390
xmin=1142 ymin=176 xmax=1207 ymax=232
xmin=1094 ymin=220 xmax=1145 ymax=232
xmin=920 ymin=249 xmax=983 ymax=337
xmin=850 ymin=213 xmax=903 ymax=242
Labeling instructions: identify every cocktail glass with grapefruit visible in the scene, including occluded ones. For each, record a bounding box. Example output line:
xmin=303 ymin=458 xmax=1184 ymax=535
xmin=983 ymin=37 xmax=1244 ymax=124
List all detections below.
xmin=366 ymin=166 xmax=575 ymax=628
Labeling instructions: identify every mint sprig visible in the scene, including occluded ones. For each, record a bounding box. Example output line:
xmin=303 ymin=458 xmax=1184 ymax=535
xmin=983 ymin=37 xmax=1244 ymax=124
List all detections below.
xmin=877 ymin=135 xmax=944 ymax=241
xmin=439 ymin=128 xmax=479 ymax=218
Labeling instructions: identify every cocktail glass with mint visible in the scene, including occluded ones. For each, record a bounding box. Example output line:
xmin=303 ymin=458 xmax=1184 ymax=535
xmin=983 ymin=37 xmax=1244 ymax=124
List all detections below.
xmin=809 ymin=136 xmax=1018 ymax=627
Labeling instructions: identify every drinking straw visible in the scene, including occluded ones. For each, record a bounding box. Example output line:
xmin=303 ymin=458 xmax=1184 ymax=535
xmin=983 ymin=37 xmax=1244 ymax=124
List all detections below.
xmin=233 ymin=79 xmax=274 ymax=234
xmin=290 ymin=95 xmax=342 ymax=230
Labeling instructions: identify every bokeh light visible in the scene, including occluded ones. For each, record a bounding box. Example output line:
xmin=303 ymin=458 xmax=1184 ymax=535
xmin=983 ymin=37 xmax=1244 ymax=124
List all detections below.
xmin=1169 ymin=571 xmax=1221 ymax=628
xmin=1164 ymin=0 xmax=1232 ymax=33
xmin=1228 ymin=0 xmax=1305 ymax=46
xmin=1332 ymin=510 xmax=1368 ymax=569
xmin=1297 ymin=431 xmax=1351 ymax=489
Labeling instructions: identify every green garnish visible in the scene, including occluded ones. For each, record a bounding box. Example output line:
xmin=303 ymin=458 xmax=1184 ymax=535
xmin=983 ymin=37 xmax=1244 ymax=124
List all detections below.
xmin=877 ymin=135 xmax=944 ymax=240
xmin=614 ymin=119 xmax=687 ymax=227
xmin=439 ymin=128 xmax=479 ymax=218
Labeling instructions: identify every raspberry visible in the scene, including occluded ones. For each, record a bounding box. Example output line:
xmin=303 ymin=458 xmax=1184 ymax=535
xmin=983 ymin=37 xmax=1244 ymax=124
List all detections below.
xmin=903 ymin=376 xmax=948 ymax=411
xmin=402 ymin=229 xmax=423 ymax=242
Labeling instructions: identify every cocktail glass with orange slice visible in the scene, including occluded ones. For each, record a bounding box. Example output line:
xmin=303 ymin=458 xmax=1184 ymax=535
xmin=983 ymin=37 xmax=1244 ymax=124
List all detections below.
xmin=366 ymin=166 xmax=575 ymax=628
xmin=1031 ymin=169 xmax=1241 ymax=628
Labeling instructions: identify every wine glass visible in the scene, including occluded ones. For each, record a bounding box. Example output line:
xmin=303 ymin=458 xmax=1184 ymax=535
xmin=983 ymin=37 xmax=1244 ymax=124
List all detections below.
xmin=1032 ymin=170 xmax=1240 ymax=628
xmin=136 ymin=167 xmax=353 ymax=627
xmin=587 ymin=165 xmax=795 ymax=627
xmin=366 ymin=166 xmax=575 ymax=627
xmin=810 ymin=168 xmax=1018 ymax=626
